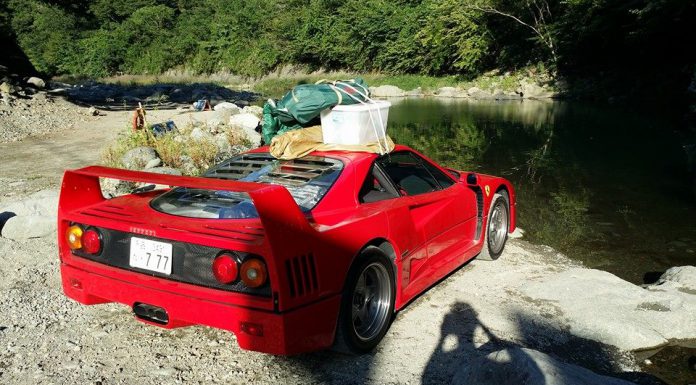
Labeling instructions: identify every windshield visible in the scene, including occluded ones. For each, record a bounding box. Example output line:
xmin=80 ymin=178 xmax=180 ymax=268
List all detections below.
xmin=150 ymin=153 xmax=343 ymax=219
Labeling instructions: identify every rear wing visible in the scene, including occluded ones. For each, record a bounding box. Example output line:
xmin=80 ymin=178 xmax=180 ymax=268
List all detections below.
xmin=59 ymin=165 xmax=316 ymax=256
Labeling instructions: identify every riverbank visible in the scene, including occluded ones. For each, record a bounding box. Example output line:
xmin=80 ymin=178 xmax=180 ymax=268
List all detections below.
xmin=87 ymin=66 xmax=560 ymax=100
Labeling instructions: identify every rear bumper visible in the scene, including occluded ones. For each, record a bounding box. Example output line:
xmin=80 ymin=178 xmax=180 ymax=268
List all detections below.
xmin=60 ymin=263 xmax=340 ymax=355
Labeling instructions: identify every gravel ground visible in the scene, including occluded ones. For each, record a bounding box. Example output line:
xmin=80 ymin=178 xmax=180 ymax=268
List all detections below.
xmin=0 ymin=235 xmax=666 ymax=385
xmin=0 ymin=92 xmax=97 ymax=143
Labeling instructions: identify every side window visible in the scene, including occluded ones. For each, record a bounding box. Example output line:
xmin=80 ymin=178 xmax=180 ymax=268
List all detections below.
xmin=358 ymin=165 xmax=399 ymax=203
xmin=422 ymin=161 xmax=455 ymax=189
xmin=377 ymin=152 xmax=440 ymax=196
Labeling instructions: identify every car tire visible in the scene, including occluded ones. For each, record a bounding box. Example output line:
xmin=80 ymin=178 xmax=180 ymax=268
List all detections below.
xmin=334 ymin=246 xmax=396 ymax=354
xmin=478 ymin=192 xmax=510 ymax=261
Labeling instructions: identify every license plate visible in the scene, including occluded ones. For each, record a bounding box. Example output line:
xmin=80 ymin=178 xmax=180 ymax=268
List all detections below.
xmin=129 ymin=237 xmax=173 ymax=275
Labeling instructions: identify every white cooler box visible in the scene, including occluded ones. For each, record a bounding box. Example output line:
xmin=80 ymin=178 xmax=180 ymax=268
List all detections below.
xmin=320 ymin=101 xmax=391 ymax=145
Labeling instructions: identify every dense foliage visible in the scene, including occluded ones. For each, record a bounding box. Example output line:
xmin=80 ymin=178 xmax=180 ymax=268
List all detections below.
xmin=2 ymin=0 xmax=695 ymax=100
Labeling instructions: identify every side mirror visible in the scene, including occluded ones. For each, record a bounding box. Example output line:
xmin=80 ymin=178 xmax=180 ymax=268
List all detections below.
xmin=466 ymin=173 xmax=478 ymax=185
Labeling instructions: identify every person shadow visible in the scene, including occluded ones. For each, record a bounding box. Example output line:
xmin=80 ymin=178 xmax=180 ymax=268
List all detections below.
xmin=422 ymin=301 xmax=545 ymax=385
xmin=421 ymin=301 xmax=666 ymax=385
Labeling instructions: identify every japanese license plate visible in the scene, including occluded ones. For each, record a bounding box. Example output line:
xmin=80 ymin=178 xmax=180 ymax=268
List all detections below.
xmin=129 ymin=237 xmax=173 ymax=275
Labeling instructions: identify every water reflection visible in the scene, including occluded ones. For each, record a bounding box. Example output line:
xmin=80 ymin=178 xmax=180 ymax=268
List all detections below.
xmin=388 ymin=98 xmax=696 ymax=283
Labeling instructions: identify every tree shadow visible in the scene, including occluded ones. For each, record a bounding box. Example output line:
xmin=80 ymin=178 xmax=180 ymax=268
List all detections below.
xmin=62 ymin=82 xmax=259 ymax=111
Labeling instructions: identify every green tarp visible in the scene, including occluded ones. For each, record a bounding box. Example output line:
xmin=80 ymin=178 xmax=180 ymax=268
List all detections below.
xmin=262 ymin=78 xmax=370 ymax=144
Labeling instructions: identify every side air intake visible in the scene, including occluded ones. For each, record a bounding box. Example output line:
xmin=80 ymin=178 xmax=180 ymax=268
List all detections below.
xmin=285 ymin=253 xmax=318 ymax=298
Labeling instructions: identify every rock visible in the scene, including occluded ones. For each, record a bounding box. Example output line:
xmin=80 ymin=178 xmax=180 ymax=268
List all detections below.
xmin=404 ymin=87 xmax=424 ymax=97
xmin=242 ymin=105 xmax=263 ymax=119
xmin=656 ymin=266 xmax=696 ymax=292
xmin=121 ymin=146 xmax=158 ymax=170
xmin=468 ymin=87 xmax=494 ymax=99
xmin=521 ymin=267 xmax=696 ymax=351
xmin=170 ymin=111 xmax=229 ymax=130
xmin=214 ymin=134 xmax=231 ymax=154
xmin=143 ymin=167 xmax=182 ymax=176
xmin=509 ymin=227 xmax=525 ymax=239
xmin=178 ymin=155 xmax=198 ymax=175
xmin=190 ymin=127 xmax=214 ymax=142
xmin=26 ymin=77 xmax=45 ymax=89
xmin=520 ymin=81 xmax=556 ymax=99
xmin=100 ymin=179 xmax=137 ymax=197
xmin=369 ymin=85 xmax=405 ymax=98
xmin=229 ymin=113 xmax=260 ymax=131
xmin=0 ymin=190 xmax=58 ymax=218
xmin=0 ymin=81 xmax=14 ymax=94
xmin=87 ymin=107 xmax=99 ymax=116
xmin=213 ymin=102 xmax=241 ymax=115
xmin=1 ymin=216 xmax=56 ymax=240
xmin=453 ymin=347 xmax=635 ymax=385
xmin=144 ymin=158 xmax=162 ymax=169
xmin=436 ymin=87 xmax=466 ymax=98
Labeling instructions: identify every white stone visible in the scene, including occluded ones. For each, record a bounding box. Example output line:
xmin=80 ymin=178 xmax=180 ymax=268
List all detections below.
xmin=0 ymin=190 xmax=58 ymax=217
xmin=369 ymin=85 xmax=405 ymax=97
xmin=213 ymin=102 xmax=241 ymax=115
xmin=1 ymin=216 xmax=56 ymax=240
xmin=656 ymin=266 xmax=696 ymax=292
xmin=26 ymin=77 xmax=45 ymax=89
xmin=242 ymin=105 xmax=263 ymax=118
xmin=229 ymin=113 xmax=260 ymax=131
xmin=189 ymin=127 xmax=214 ymax=142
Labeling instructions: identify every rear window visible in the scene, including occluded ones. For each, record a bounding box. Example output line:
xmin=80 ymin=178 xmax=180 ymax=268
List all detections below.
xmin=150 ymin=154 xmax=343 ymax=219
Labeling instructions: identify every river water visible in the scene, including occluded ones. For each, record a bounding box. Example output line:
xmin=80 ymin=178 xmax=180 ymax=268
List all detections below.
xmin=387 ymin=98 xmax=696 ymax=285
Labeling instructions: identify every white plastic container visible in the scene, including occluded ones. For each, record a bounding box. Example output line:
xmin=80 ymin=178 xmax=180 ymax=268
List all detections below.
xmin=320 ymin=101 xmax=391 ymax=145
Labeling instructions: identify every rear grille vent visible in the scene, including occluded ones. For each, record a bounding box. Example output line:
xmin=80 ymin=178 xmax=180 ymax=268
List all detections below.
xmin=285 ymin=253 xmax=318 ymax=298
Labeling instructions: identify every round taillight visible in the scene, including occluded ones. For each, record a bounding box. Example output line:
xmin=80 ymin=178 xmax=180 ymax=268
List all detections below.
xmin=240 ymin=258 xmax=267 ymax=288
xmin=82 ymin=229 xmax=102 ymax=254
xmin=66 ymin=225 xmax=83 ymax=250
xmin=212 ymin=254 xmax=239 ymax=284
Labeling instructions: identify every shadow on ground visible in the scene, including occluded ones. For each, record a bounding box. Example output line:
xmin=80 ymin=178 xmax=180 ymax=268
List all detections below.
xmin=270 ymin=301 xmax=667 ymax=385
xmin=63 ymin=82 xmax=259 ymax=111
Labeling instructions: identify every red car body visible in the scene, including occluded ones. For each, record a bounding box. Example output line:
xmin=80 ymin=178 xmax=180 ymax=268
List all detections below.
xmin=58 ymin=145 xmax=516 ymax=355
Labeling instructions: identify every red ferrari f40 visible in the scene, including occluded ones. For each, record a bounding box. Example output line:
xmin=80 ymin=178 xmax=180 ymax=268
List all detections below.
xmin=58 ymin=145 xmax=516 ymax=354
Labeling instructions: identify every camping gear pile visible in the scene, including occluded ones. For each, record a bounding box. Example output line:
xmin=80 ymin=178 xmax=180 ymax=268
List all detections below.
xmin=262 ymin=78 xmax=393 ymax=158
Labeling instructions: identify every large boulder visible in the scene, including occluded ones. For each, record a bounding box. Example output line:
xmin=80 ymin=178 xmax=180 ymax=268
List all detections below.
xmin=656 ymin=266 xmax=696 ymax=293
xmin=0 ymin=189 xmax=58 ymax=218
xmin=453 ymin=348 xmax=635 ymax=385
xmin=436 ymin=87 xmax=466 ymax=98
xmin=520 ymin=81 xmax=556 ymax=99
xmin=369 ymin=85 xmax=406 ymax=98
xmin=1 ymin=216 xmax=56 ymax=240
xmin=213 ymin=102 xmax=241 ymax=115
xmin=467 ymin=87 xmax=494 ymax=99
xmin=121 ymin=146 xmax=158 ymax=170
xmin=521 ymin=267 xmax=696 ymax=351
xmin=229 ymin=113 xmax=260 ymax=131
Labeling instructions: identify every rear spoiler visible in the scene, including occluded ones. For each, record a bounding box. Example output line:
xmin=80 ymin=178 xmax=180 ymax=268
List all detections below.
xmin=59 ymin=166 xmax=316 ymax=254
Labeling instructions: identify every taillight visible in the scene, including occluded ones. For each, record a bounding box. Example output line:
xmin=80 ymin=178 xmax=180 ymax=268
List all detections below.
xmin=66 ymin=225 xmax=83 ymax=250
xmin=212 ymin=254 xmax=239 ymax=284
xmin=82 ymin=229 xmax=102 ymax=254
xmin=240 ymin=258 xmax=267 ymax=288
xmin=66 ymin=225 xmax=102 ymax=255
